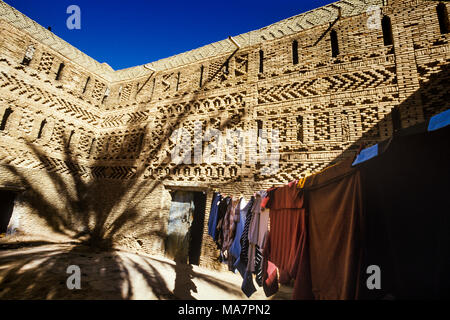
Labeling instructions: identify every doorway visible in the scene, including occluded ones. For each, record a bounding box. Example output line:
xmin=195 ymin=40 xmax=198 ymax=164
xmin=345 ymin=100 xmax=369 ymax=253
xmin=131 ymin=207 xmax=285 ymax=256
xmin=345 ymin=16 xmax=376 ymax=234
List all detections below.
xmin=165 ymin=190 xmax=206 ymax=265
xmin=0 ymin=190 xmax=16 ymax=235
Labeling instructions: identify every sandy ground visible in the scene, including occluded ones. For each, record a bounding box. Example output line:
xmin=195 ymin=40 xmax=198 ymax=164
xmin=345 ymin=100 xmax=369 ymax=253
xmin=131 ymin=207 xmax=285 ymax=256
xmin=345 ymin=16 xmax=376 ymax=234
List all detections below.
xmin=0 ymin=242 xmax=293 ymax=300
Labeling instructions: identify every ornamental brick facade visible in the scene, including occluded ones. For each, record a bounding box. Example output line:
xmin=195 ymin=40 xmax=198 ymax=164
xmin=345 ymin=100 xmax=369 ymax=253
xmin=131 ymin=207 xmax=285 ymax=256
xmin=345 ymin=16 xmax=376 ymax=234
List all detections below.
xmin=0 ymin=0 xmax=449 ymax=270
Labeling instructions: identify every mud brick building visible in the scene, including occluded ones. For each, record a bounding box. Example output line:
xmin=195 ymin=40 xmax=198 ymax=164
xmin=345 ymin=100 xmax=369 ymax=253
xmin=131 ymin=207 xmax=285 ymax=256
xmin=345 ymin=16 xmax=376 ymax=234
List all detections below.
xmin=0 ymin=0 xmax=448 ymax=270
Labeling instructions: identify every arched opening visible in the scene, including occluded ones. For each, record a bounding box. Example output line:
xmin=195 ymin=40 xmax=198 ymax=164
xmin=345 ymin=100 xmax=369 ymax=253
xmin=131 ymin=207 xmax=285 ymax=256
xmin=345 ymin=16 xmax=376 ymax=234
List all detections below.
xmin=151 ymin=78 xmax=156 ymax=97
xmin=102 ymin=87 xmax=110 ymax=104
xmin=82 ymin=77 xmax=90 ymax=94
xmin=21 ymin=45 xmax=35 ymax=66
xmin=88 ymin=138 xmax=96 ymax=156
xmin=67 ymin=130 xmax=75 ymax=147
xmin=296 ymin=115 xmax=304 ymax=142
xmin=437 ymin=2 xmax=449 ymax=34
xmin=176 ymin=72 xmax=180 ymax=91
xmin=118 ymin=85 xmax=123 ymax=100
xmin=55 ymin=63 xmax=65 ymax=80
xmin=292 ymin=40 xmax=299 ymax=65
xmin=224 ymin=60 xmax=229 ymax=75
xmin=331 ymin=29 xmax=339 ymax=58
xmin=37 ymin=119 xmax=47 ymax=139
xmin=259 ymin=50 xmax=264 ymax=73
xmin=256 ymin=119 xmax=263 ymax=149
xmin=0 ymin=108 xmax=13 ymax=131
xmin=392 ymin=106 xmax=402 ymax=135
xmin=199 ymin=65 xmax=204 ymax=87
xmin=382 ymin=15 xmax=394 ymax=46
xmin=137 ymin=133 xmax=144 ymax=153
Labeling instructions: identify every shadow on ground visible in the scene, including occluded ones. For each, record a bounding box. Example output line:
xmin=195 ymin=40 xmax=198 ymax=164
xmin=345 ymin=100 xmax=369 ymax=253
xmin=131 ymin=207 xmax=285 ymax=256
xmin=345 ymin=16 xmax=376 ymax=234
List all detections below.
xmin=0 ymin=243 xmax=254 ymax=300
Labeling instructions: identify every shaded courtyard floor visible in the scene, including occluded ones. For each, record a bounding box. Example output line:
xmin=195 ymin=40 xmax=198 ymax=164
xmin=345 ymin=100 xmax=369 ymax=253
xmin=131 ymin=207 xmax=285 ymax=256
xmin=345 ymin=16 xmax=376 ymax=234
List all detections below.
xmin=0 ymin=242 xmax=292 ymax=300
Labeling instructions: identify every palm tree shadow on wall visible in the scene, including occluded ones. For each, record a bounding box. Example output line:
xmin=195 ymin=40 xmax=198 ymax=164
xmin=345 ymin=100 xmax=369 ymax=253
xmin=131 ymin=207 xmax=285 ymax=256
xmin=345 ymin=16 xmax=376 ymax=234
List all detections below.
xmin=0 ymin=104 xmax=246 ymax=299
xmin=0 ymin=49 xmax=447 ymax=299
xmin=0 ymin=49 xmax=247 ymax=299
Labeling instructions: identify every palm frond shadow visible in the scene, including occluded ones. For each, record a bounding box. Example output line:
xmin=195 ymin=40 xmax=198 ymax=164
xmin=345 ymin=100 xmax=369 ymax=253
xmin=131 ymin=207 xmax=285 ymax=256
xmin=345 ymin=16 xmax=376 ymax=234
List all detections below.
xmin=3 ymin=48 xmax=446 ymax=299
xmin=0 ymin=49 xmax=249 ymax=299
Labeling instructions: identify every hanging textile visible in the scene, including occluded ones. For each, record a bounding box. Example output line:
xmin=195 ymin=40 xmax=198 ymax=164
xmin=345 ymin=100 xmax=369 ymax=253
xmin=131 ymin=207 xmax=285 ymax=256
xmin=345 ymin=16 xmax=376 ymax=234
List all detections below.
xmin=229 ymin=197 xmax=256 ymax=297
xmin=247 ymin=191 xmax=270 ymax=285
xmin=358 ymin=125 xmax=450 ymax=299
xmin=207 ymin=192 xmax=222 ymax=240
xmin=221 ymin=198 xmax=241 ymax=269
xmin=247 ymin=191 xmax=266 ymax=266
xmin=262 ymin=258 xmax=279 ymax=298
xmin=230 ymin=197 xmax=254 ymax=261
xmin=214 ymin=196 xmax=231 ymax=250
xmin=241 ymin=269 xmax=257 ymax=298
xmin=239 ymin=196 xmax=255 ymax=267
xmin=302 ymin=158 xmax=363 ymax=300
xmin=262 ymin=181 xmax=310 ymax=297
xmin=253 ymin=244 xmax=264 ymax=287
xmin=222 ymin=198 xmax=240 ymax=252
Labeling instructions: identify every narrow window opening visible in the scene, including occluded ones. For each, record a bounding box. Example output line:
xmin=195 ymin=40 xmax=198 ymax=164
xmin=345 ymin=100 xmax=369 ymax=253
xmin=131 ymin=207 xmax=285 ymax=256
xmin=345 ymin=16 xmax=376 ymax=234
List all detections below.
xmin=392 ymin=106 xmax=401 ymax=135
xmin=257 ymin=120 xmax=263 ymax=134
xmin=437 ymin=2 xmax=450 ymax=34
xmin=176 ymin=72 xmax=180 ymax=91
xmin=382 ymin=16 xmax=394 ymax=46
xmin=118 ymin=85 xmax=123 ymax=100
xmin=256 ymin=119 xmax=263 ymax=148
xmin=82 ymin=77 xmax=90 ymax=94
xmin=67 ymin=130 xmax=75 ymax=147
xmin=0 ymin=108 xmax=13 ymax=131
xmin=135 ymin=82 xmax=140 ymax=98
xmin=21 ymin=45 xmax=35 ymax=66
xmin=55 ymin=63 xmax=65 ymax=80
xmin=296 ymin=115 xmax=304 ymax=142
xmin=103 ymin=138 xmax=110 ymax=155
xmin=331 ymin=30 xmax=339 ymax=58
xmin=199 ymin=65 xmax=204 ymax=87
xmin=259 ymin=50 xmax=264 ymax=73
xmin=21 ymin=57 xmax=31 ymax=67
xmin=224 ymin=60 xmax=229 ymax=75
xmin=150 ymin=78 xmax=156 ymax=101
xmin=137 ymin=133 xmax=144 ymax=153
xmin=37 ymin=119 xmax=47 ymax=139
xmin=102 ymin=87 xmax=110 ymax=104
xmin=292 ymin=40 xmax=299 ymax=65
xmin=88 ymin=138 xmax=96 ymax=156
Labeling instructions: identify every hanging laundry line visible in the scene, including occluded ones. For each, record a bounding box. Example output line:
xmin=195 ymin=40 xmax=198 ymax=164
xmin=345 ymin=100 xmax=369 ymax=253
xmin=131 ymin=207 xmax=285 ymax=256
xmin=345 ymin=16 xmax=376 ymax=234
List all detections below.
xmin=206 ymin=108 xmax=450 ymax=300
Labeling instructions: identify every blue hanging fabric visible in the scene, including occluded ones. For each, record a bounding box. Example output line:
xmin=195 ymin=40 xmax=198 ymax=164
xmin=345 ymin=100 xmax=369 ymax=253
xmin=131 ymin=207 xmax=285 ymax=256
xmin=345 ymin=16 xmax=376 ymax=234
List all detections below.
xmin=207 ymin=193 xmax=222 ymax=239
xmin=428 ymin=109 xmax=450 ymax=132
xmin=352 ymin=144 xmax=379 ymax=166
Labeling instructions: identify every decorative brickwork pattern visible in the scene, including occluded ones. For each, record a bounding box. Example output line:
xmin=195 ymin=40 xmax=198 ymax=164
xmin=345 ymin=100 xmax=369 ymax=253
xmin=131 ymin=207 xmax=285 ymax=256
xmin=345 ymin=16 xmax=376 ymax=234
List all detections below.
xmin=0 ymin=0 xmax=449 ymax=269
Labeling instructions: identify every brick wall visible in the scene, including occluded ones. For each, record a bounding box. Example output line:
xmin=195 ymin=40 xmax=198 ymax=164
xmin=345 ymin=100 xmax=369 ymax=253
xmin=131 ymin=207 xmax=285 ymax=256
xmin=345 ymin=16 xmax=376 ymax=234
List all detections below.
xmin=0 ymin=0 xmax=449 ymax=270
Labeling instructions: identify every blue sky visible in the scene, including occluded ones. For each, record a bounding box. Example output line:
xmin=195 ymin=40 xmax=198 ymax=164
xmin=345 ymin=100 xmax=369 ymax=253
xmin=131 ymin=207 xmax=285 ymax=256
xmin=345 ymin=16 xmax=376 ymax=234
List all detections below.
xmin=4 ymin=0 xmax=337 ymax=70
